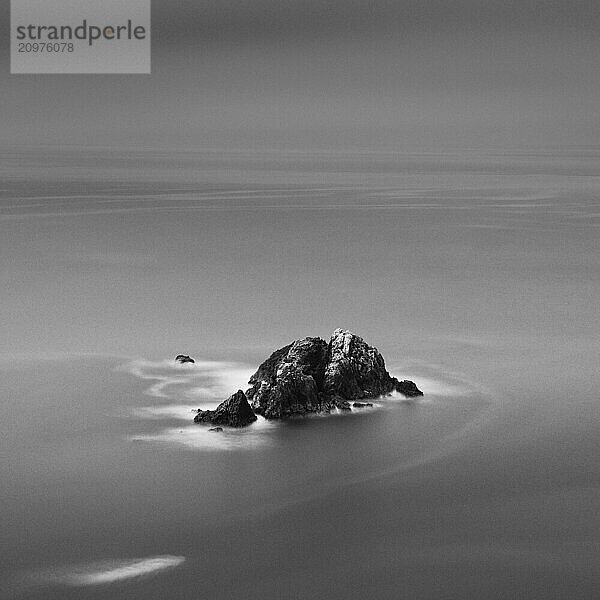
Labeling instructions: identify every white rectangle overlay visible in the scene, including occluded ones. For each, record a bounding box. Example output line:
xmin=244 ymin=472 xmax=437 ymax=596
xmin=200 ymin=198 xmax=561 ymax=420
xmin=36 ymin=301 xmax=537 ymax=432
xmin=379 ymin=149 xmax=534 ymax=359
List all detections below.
xmin=11 ymin=0 xmax=150 ymax=74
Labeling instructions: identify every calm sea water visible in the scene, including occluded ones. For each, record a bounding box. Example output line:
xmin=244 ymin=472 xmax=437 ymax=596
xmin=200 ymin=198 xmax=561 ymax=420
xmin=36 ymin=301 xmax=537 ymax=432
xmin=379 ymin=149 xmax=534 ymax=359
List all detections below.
xmin=1 ymin=148 xmax=599 ymax=598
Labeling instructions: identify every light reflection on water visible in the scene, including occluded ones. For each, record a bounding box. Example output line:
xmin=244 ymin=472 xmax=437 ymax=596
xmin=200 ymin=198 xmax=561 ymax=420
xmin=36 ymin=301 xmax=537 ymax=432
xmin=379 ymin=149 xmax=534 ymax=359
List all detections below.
xmin=27 ymin=555 xmax=186 ymax=588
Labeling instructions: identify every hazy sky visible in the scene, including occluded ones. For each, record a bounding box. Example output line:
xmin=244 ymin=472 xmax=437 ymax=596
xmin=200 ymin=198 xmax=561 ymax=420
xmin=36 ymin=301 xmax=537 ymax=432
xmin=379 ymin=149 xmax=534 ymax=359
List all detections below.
xmin=2 ymin=0 xmax=599 ymax=149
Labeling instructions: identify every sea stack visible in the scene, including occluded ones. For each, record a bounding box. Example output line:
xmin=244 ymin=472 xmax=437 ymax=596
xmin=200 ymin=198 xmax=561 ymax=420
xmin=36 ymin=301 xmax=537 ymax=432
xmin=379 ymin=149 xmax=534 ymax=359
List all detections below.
xmin=246 ymin=329 xmax=423 ymax=420
xmin=193 ymin=329 xmax=423 ymax=426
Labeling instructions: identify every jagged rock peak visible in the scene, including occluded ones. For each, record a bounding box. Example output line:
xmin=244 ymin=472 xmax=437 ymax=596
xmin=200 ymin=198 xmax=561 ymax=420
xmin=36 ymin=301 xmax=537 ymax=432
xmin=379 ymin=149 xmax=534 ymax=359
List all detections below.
xmin=324 ymin=329 xmax=394 ymax=400
xmin=246 ymin=337 xmax=329 ymax=420
xmin=194 ymin=390 xmax=257 ymax=428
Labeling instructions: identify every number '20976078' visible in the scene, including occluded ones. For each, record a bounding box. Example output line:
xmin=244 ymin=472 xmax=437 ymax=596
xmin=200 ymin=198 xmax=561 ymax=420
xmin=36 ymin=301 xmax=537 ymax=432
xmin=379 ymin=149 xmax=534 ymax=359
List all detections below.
xmin=18 ymin=42 xmax=74 ymax=52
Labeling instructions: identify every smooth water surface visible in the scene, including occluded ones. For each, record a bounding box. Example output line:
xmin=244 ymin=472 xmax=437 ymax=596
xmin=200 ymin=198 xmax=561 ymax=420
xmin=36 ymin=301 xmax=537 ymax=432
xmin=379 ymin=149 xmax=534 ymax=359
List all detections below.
xmin=1 ymin=148 xmax=599 ymax=599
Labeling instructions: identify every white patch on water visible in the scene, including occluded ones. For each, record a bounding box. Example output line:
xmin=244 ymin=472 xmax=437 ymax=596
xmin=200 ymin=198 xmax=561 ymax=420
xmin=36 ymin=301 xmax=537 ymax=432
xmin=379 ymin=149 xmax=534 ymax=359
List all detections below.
xmin=130 ymin=417 xmax=276 ymax=451
xmin=133 ymin=404 xmax=207 ymax=420
xmin=28 ymin=555 xmax=185 ymax=587
xmin=119 ymin=358 xmax=254 ymax=400
xmin=407 ymin=376 xmax=472 ymax=397
xmin=120 ymin=356 xmax=276 ymax=450
xmin=387 ymin=358 xmax=485 ymax=399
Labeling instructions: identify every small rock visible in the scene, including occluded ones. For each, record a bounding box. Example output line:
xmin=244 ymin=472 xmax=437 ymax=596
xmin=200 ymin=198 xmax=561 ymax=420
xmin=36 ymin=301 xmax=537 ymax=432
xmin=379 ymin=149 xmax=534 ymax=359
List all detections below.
xmin=333 ymin=396 xmax=352 ymax=411
xmin=394 ymin=379 xmax=423 ymax=397
xmin=208 ymin=427 xmax=223 ymax=432
xmin=195 ymin=390 xmax=257 ymax=428
xmin=175 ymin=354 xmax=195 ymax=364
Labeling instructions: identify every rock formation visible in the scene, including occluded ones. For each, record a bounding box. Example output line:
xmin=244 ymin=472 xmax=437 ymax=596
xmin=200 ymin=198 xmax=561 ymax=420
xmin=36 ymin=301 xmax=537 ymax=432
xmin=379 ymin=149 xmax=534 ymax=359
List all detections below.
xmin=175 ymin=354 xmax=195 ymax=364
xmin=246 ymin=329 xmax=423 ymax=420
xmin=192 ymin=329 xmax=423 ymax=426
xmin=195 ymin=390 xmax=257 ymax=428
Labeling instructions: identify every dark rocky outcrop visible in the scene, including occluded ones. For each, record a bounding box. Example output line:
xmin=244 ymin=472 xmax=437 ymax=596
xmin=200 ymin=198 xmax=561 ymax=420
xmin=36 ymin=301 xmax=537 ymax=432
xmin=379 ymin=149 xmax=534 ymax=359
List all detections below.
xmin=246 ymin=336 xmax=330 ymax=419
xmin=194 ymin=390 xmax=257 ymax=428
xmin=245 ymin=329 xmax=422 ymax=419
xmin=394 ymin=379 xmax=423 ymax=397
xmin=324 ymin=329 xmax=399 ymax=400
xmin=175 ymin=354 xmax=195 ymax=364
xmin=192 ymin=329 xmax=422 ymax=426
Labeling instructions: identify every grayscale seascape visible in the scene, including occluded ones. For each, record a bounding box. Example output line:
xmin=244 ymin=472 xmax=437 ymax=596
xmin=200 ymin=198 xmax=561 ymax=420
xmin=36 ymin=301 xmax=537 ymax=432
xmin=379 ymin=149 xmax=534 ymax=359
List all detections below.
xmin=2 ymin=0 xmax=600 ymax=597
